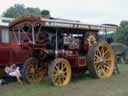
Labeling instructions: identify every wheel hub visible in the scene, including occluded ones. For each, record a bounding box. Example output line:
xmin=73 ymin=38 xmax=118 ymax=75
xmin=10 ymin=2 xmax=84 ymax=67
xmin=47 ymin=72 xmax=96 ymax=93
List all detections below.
xmin=58 ymin=71 xmax=64 ymax=77
xmin=99 ymin=58 xmax=103 ymax=62
xmin=99 ymin=57 xmax=106 ymax=64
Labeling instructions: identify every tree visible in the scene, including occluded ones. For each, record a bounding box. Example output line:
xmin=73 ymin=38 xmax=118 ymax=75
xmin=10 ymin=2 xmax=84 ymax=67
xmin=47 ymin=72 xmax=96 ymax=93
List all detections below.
xmin=41 ymin=10 xmax=50 ymax=17
xmin=114 ymin=20 xmax=128 ymax=46
xmin=3 ymin=4 xmax=50 ymax=18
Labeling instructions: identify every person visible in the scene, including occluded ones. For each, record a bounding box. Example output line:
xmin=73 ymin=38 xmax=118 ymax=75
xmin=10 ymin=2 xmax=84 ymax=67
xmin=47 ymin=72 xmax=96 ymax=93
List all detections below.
xmin=4 ymin=64 xmax=22 ymax=84
xmin=106 ymin=37 xmax=113 ymax=44
xmin=122 ymin=46 xmax=128 ymax=61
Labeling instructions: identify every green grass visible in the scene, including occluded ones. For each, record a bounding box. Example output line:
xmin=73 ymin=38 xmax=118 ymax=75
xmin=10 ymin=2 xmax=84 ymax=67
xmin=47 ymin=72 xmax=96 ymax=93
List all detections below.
xmin=1 ymin=64 xmax=128 ymax=96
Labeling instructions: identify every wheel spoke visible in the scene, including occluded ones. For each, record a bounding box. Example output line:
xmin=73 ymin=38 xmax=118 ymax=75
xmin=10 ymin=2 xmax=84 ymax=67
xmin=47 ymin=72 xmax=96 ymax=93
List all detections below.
xmin=61 ymin=63 xmax=65 ymax=70
xmin=96 ymin=64 xmax=102 ymax=70
xmin=53 ymin=71 xmax=59 ymax=77
xmin=104 ymin=58 xmax=111 ymax=62
xmin=101 ymin=47 xmax=105 ymax=56
xmin=101 ymin=68 xmax=106 ymax=75
xmin=95 ymin=58 xmax=100 ymax=64
xmin=104 ymin=49 xmax=109 ymax=56
xmin=60 ymin=77 xmax=64 ymax=84
xmin=96 ymin=48 xmax=102 ymax=56
xmin=57 ymin=77 xmax=61 ymax=85
xmin=58 ymin=63 xmax=61 ymax=70
xmin=103 ymin=64 xmax=111 ymax=70
xmin=103 ymin=62 xmax=111 ymax=67
xmin=104 ymin=52 xmax=110 ymax=58
xmin=98 ymin=67 xmax=106 ymax=76
xmin=95 ymin=54 xmax=100 ymax=60
xmin=55 ymin=65 xmax=60 ymax=71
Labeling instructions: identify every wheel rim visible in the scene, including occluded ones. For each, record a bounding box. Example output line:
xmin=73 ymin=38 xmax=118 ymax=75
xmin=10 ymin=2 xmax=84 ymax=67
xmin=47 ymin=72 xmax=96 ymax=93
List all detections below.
xmin=51 ymin=59 xmax=71 ymax=86
xmin=94 ymin=43 xmax=114 ymax=78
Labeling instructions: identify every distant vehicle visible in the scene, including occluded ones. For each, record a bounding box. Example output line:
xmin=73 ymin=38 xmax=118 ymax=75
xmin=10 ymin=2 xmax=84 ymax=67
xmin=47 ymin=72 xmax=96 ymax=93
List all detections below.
xmin=111 ymin=43 xmax=128 ymax=64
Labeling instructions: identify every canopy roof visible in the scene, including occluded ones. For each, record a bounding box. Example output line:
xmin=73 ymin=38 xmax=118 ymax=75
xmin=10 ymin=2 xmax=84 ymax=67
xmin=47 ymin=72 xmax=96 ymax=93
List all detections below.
xmin=9 ymin=15 xmax=118 ymax=32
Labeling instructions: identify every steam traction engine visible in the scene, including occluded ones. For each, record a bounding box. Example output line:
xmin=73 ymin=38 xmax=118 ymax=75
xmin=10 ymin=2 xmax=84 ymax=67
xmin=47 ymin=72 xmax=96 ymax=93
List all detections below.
xmin=9 ymin=16 xmax=117 ymax=86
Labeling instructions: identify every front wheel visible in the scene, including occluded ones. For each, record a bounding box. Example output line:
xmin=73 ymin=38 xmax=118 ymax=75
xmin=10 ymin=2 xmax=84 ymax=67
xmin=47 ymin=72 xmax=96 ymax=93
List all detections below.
xmin=49 ymin=58 xmax=71 ymax=87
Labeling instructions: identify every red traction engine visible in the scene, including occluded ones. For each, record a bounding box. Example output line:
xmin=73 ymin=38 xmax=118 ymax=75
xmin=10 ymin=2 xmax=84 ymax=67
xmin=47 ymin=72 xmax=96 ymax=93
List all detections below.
xmin=8 ymin=16 xmax=117 ymax=86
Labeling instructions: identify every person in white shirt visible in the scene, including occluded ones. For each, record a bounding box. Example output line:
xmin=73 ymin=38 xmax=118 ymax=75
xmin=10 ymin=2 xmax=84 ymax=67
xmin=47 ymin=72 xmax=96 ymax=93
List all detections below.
xmin=4 ymin=64 xmax=22 ymax=83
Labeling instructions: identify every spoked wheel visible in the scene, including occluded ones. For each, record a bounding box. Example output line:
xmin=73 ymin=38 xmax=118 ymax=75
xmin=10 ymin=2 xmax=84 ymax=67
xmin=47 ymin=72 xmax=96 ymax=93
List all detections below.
xmin=86 ymin=33 xmax=97 ymax=47
xmin=87 ymin=42 xmax=115 ymax=79
xmin=22 ymin=57 xmax=47 ymax=83
xmin=49 ymin=58 xmax=71 ymax=87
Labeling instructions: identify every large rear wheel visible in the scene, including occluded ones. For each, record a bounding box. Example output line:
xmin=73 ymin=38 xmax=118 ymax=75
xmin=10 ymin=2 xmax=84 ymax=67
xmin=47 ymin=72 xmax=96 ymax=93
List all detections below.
xmin=87 ymin=42 xmax=115 ymax=79
xmin=22 ymin=57 xmax=47 ymax=83
xmin=49 ymin=58 xmax=71 ymax=87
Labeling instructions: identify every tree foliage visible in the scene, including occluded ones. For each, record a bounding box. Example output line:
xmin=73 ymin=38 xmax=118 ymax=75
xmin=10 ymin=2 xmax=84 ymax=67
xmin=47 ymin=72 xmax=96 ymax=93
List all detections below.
xmin=114 ymin=21 xmax=128 ymax=46
xmin=41 ymin=10 xmax=50 ymax=17
xmin=3 ymin=4 xmax=50 ymax=18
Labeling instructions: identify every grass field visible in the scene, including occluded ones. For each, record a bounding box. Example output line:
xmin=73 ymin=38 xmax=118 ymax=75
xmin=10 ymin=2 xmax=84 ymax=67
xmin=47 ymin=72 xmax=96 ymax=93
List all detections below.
xmin=0 ymin=64 xmax=128 ymax=96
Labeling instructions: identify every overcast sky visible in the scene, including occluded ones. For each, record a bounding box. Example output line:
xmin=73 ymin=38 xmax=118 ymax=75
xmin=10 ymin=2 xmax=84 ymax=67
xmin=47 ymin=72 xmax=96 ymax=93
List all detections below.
xmin=0 ymin=0 xmax=127 ymax=25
